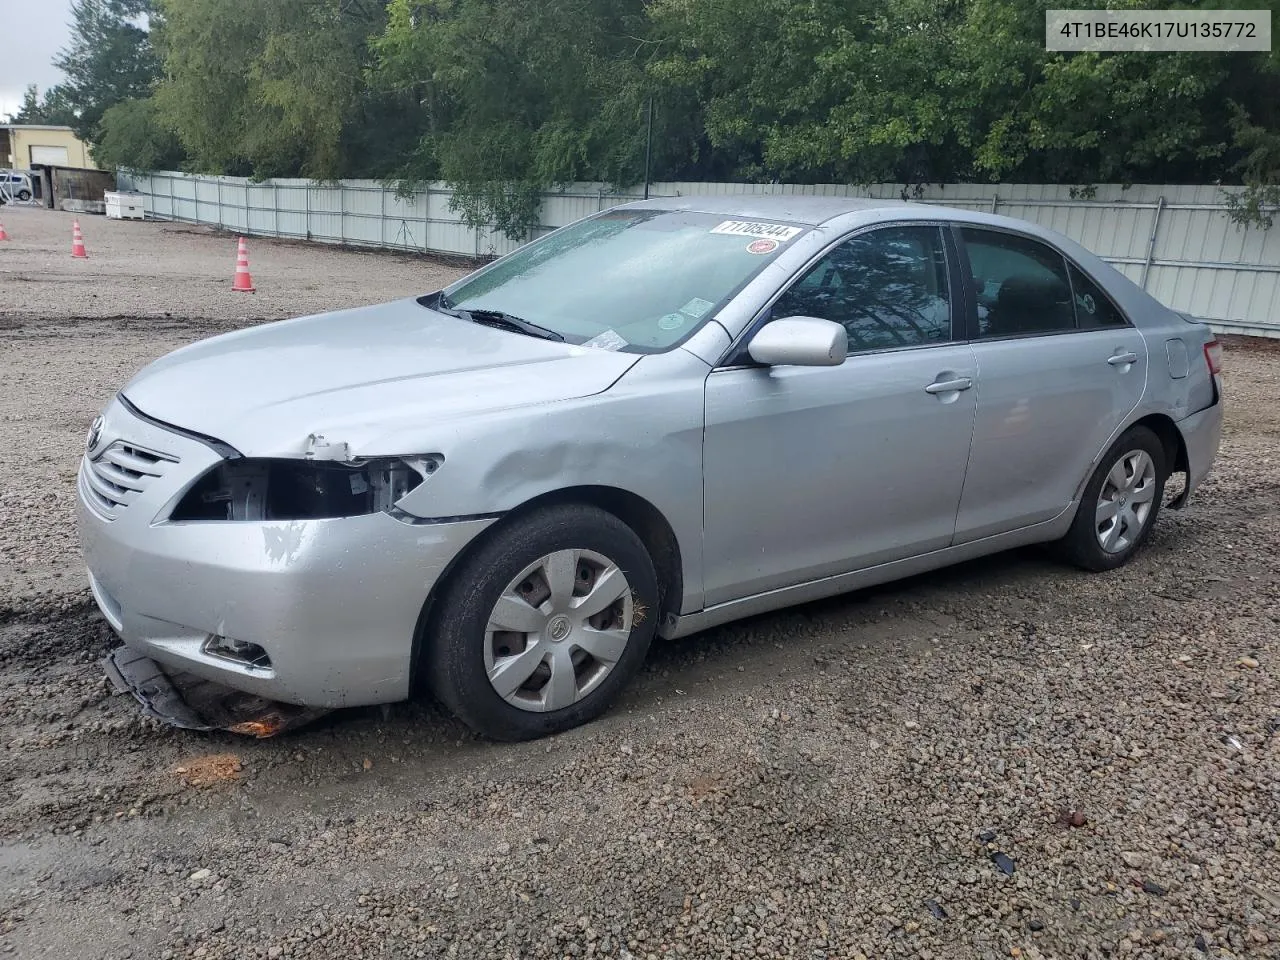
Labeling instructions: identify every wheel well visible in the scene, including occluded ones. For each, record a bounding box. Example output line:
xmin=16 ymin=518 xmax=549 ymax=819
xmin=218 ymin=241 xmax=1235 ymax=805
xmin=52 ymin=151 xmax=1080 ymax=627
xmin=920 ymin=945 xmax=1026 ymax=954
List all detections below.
xmin=507 ymin=486 xmax=684 ymax=628
xmin=409 ymin=486 xmax=685 ymax=691
xmin=1131 ymin=413 xmax=1190 ymax=503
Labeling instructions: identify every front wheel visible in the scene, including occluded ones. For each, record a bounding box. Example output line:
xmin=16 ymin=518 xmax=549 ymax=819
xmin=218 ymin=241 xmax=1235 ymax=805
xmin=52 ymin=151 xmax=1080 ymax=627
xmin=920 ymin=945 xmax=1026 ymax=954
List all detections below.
xmin=425 ymin=504 xmax=659 ymax=741
xmin=1057 ymin=425 xmax=1167 ymax=572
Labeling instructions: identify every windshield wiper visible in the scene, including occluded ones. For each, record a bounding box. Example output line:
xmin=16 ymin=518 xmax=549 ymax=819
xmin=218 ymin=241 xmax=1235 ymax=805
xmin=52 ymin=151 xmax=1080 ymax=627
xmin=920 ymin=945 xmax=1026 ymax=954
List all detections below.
xmin=459 ymin=308 xmax=565 ymax=342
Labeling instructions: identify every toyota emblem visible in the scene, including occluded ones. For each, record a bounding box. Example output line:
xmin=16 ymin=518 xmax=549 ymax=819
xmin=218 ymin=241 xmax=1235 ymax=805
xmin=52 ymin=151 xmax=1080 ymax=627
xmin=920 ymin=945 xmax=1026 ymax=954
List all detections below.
xmin=86 ymin=415 xmax=104 ymax=454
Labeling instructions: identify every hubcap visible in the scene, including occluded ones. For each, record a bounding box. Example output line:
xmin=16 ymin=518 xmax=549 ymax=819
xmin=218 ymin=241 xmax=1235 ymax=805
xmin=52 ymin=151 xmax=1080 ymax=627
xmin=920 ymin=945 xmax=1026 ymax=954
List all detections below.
xmin=483 ymin=549 xmax=634 ymax=712
xmin=1095 ymin=448 xmax=1157 ymax=554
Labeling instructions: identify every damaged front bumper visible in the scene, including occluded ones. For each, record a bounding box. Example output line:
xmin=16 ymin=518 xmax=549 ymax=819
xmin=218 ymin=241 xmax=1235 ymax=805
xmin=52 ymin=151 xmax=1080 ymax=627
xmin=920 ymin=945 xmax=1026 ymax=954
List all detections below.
xmin=78 ymin=395 xmax=498 ymax=713
xmin=104 ymin=645 xmax=329 ymax=736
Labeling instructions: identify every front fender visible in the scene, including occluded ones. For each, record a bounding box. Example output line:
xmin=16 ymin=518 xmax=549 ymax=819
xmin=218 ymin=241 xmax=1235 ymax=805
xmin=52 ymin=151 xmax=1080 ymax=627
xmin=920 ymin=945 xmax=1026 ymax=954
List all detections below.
xmin=393 ymin=350 xmax=710 ymax=614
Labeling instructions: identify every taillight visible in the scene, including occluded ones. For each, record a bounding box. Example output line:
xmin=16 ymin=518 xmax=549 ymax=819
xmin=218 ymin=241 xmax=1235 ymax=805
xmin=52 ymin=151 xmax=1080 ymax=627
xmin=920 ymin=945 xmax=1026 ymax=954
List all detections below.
xmin=1204 ymin=340 xmax=1224 ymax=376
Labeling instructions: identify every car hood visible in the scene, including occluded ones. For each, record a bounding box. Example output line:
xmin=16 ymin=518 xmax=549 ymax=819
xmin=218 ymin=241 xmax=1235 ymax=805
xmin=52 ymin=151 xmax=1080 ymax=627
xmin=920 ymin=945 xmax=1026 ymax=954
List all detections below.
xmin=121 ymin=298 xmax=640 ymax=457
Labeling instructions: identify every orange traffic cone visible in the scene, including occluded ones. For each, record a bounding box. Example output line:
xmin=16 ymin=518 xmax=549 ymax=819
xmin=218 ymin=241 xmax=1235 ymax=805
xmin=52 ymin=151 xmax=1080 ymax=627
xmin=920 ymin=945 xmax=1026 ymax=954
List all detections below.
xmin=71 ymin=220 xmax=88 ymax=258
xmin=0 ymin=219 xmax=8 ymax=241
xmin=232 ymin=236 xmax=256 ymax=293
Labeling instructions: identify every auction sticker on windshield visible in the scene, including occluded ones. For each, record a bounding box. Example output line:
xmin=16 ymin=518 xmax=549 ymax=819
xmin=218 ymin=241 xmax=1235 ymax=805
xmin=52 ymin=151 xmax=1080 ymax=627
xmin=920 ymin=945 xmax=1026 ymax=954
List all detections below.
xmin=583 ymin=329 xmax=628 ymax=350
xmin=679 ymin=297 xmax=715 ymax=318
xmin=709 ymin=220 xmax=804 ymax=242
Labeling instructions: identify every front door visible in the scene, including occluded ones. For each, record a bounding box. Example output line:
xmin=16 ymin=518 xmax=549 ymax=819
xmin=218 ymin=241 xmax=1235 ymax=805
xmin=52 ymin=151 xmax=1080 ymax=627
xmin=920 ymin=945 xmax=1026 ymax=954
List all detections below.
xmin=951 ymin=226 xmax=1149 ymax=541
xmin=702 ymin=224 xmax=979 ymax=607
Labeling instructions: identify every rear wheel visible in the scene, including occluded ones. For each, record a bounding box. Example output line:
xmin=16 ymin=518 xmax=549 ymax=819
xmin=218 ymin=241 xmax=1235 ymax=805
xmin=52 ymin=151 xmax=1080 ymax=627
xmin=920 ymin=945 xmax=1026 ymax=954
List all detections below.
xmin=16 ymin=189 xmax=31 ymax=202
xmin=1057 ymin=425 xmax=1166 ymax=572
xmin=426 ymin=504 xmax=658 ymax=740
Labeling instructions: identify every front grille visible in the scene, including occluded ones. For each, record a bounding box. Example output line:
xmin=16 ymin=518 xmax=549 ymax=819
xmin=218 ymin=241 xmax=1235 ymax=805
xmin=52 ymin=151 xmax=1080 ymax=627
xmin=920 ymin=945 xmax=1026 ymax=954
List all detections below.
xmin=82 ymin=442 xmax=178 ymax=519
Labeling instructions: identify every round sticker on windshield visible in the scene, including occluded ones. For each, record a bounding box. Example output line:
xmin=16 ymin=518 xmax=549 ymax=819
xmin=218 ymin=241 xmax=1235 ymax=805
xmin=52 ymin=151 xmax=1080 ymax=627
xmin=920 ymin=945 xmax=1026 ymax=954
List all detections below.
xmin=747 ymin=238 xmax=778 ymax=255
xmin=659 ymin=313 xmax=686 ymax=331
xmin=1080 ymin=293 xmax=1097 ymax=315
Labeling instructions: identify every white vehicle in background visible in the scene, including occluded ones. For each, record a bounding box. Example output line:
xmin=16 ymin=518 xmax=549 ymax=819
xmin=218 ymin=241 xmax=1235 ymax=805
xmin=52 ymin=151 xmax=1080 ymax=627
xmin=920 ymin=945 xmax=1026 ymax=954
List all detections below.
xmin=0 ymin=170 xmax=34 ymax=203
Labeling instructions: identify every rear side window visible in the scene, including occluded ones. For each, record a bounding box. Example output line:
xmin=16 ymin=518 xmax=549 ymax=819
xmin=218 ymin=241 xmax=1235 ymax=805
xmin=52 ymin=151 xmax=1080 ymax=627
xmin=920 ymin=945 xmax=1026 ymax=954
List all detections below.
xmin=960 ymin=228 xmax=1075 ymax=338
xmin=1067 ymin=263 xmax=1126 ymax=328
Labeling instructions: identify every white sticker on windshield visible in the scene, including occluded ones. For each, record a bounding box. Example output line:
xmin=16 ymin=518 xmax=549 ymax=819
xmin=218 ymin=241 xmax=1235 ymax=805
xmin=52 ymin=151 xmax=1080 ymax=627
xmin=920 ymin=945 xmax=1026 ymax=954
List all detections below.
xmin=680 ymin=297 xmax=715 ymax=318
xmin=583 ymin=329 xmax=628 ymax=351
xmin=710 ymin=220 xmax=803 ymax=242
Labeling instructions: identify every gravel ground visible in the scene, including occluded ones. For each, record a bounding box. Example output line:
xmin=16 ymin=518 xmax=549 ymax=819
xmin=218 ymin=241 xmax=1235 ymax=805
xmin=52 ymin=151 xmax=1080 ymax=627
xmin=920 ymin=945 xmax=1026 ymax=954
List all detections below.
xmin=1 ymin=205 xmax=1277 ymax=960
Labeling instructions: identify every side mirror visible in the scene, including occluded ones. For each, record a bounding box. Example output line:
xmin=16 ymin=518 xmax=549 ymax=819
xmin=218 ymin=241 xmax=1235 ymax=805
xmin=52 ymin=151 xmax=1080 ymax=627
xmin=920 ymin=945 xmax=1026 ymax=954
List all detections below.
xmin=747 ymin=316 xmax=848 ymax=367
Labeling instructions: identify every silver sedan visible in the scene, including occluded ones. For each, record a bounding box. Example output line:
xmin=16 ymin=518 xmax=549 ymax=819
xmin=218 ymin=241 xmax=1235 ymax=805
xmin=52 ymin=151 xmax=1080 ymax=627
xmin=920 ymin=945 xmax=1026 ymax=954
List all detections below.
xmin=77 ymin=196 xmax=1223 ymax=740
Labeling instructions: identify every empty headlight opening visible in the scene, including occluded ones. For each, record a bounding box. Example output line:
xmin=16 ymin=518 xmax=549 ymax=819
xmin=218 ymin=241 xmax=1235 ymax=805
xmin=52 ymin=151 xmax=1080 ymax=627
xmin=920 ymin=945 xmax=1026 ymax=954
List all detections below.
xmin=170 ymin=457 xmax=439 ymax=521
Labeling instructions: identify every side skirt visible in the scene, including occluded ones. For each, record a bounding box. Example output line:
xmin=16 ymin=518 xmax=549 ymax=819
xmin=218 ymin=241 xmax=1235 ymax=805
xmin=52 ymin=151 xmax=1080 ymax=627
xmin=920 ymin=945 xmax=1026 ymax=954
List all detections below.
xmin=666 ymin=507 xmax=1076 ymax=640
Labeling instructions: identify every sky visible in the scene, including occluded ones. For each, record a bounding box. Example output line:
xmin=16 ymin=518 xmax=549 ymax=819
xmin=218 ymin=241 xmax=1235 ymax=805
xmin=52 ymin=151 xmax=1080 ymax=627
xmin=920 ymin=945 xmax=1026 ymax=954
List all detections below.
xmin=0 ymin=0 xmax=74 ymax=120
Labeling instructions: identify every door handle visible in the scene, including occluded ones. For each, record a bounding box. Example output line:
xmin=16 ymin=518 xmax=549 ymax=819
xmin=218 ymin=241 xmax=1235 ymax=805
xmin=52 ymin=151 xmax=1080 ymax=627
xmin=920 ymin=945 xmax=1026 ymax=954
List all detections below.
xmin=1108 ymin=352 xmax=1139 ymax=366
xmin=924 ymin=377 xmax=973 ymax=394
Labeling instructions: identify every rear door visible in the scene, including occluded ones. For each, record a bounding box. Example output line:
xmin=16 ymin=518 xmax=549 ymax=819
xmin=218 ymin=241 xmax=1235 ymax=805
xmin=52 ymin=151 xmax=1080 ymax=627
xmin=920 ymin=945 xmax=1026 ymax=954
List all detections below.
xmin=701 ymin=223 xmax=979 ymax=605
xmin=952 ymin=226 xmax=1148 ymax=542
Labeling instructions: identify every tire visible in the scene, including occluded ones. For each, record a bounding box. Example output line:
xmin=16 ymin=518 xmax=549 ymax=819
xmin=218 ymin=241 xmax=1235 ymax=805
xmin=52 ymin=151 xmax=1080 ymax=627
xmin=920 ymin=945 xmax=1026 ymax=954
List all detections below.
xmin=1057 ymin=425 xmax=1167 ymax=572
xmin=16 ymin=189 xmax=31 ymax=202
xmin=425 ymin=504 xmax=659 ymax=741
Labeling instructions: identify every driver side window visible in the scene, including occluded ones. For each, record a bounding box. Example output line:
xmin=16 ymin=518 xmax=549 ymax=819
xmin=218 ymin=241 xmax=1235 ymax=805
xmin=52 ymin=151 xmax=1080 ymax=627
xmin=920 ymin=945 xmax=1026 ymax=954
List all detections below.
xmin=770 ymin=225 xmax=953 ymax=353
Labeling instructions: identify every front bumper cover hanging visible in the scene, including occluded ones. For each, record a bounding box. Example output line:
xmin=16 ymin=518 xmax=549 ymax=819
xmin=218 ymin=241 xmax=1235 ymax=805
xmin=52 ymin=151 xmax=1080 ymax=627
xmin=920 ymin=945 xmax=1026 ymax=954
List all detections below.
xmin=103 ymin=646 xmax=330 ymax=737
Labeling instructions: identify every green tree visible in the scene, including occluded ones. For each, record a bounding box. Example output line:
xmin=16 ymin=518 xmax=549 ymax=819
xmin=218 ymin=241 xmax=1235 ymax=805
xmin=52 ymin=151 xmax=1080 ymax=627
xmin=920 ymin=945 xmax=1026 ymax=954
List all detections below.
xmin=79 ymin=0 xmax=1280 ymax=235
xmin=54 ymin=0 xmax=161 ymax=142
xmin=154 ymin=0 xmax=408 ymax=179
xmin=36 ymin=86 xmax=82 ymax=127
xmin=372 ymin=0 xmax=685 ymax=237
xmin=92 ymin=97 xmax=184 ymax=171
xmin=6 ymin=84 xmax=78 ymax=126
xmin=8 ymin=85 xmax=44 ymax=124
xmin=1224 ymin=104 xmax=1280 ymax=229
xmin=648 ymin=0 xmax=985 ymax=184
xmin=649 ymin=0 xmax=1280 ymax=190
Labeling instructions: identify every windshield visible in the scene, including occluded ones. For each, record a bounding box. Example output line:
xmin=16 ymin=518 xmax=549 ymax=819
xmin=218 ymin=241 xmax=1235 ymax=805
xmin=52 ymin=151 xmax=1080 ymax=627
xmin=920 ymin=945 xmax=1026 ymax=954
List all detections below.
xmin=437 ymin=209 xmax=809 ymax=352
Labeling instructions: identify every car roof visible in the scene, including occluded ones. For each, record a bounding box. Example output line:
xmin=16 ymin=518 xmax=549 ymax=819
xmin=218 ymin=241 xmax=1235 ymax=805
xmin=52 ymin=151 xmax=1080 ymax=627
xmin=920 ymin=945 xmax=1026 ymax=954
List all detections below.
xmin=619 ymin=190 xmax=1148 ymax=296
xmin=613 ymin=192 xmax=1126 ymax=280
xmin=617 ymin=193 xmax=913 ymax=226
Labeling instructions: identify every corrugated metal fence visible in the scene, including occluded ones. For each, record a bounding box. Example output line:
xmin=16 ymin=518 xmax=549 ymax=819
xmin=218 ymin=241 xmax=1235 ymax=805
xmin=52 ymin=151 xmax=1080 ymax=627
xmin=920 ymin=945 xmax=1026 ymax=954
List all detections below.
xmin=117 ymin=172 xmax=1279 ymax=336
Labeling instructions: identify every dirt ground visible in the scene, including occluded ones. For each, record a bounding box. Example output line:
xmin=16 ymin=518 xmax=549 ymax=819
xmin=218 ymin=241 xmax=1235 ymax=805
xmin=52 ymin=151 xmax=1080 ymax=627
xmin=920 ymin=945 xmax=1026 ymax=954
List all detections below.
xmin=1 ymin=205 xmax=1277 ymax=960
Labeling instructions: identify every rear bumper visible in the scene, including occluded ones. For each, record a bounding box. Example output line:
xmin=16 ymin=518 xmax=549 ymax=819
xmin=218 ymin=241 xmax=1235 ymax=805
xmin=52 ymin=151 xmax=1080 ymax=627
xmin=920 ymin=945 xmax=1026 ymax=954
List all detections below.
xmin=1175 ymin=395 xmax=1223 ymax=503
xmin=77 ymin=396 xmax=496 ymax=708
